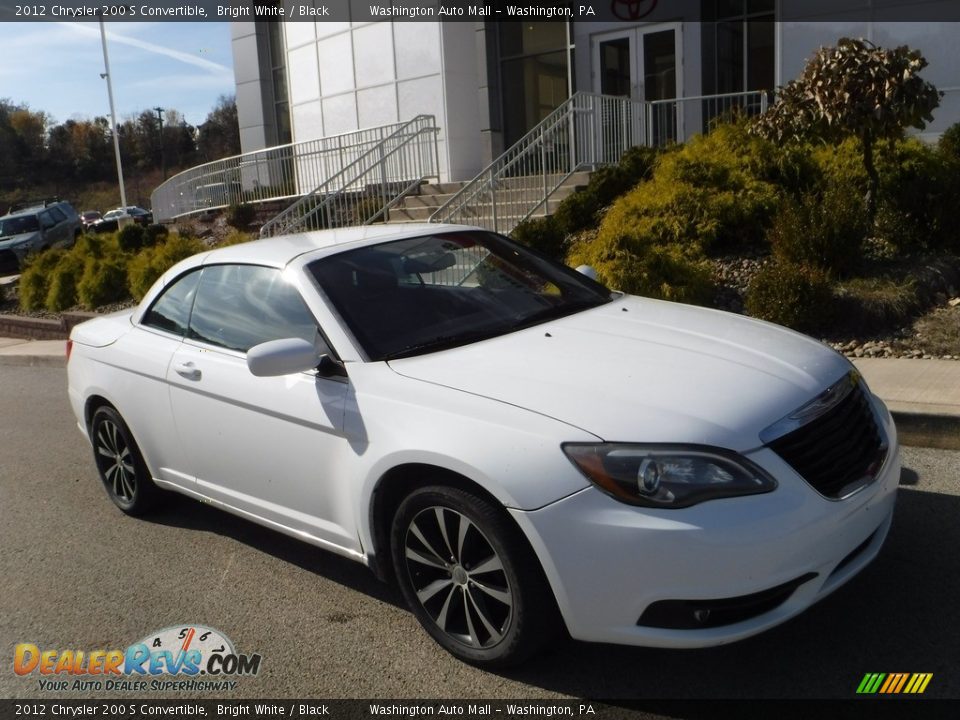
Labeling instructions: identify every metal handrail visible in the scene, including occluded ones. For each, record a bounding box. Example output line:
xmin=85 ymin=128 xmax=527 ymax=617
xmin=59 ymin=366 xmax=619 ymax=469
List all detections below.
xmin=259 ymin=115 xmax=439 ymax=237
xmin=150 ymin=118 xmax=432 ymax=222
xmin=430 ymin=92 xmax=648 ymax=235
xmin=647 ymin=90 xmax=769 ymax=145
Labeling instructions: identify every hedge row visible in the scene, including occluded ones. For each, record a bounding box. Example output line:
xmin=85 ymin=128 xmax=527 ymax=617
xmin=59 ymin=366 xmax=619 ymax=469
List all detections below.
xmin=19 ymin=231 xmax=204 ymax=312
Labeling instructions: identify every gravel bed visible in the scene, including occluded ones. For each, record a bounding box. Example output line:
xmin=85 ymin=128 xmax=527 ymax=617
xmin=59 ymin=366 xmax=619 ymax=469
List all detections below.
xmin=711 ymin=254 xmax=960 ymax=361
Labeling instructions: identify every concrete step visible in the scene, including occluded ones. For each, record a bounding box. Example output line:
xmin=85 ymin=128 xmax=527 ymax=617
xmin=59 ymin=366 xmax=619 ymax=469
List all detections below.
xmin=394 ymin=173 xmax=590 ymax=217
xmin=389 ymin=197 xmax=566 ymax=223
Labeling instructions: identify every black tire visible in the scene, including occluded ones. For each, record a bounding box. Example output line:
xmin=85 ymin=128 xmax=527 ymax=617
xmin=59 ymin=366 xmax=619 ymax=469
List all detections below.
xmin=90 ymin=406 xmax=159 ymax=516
xmin=390 ymin=485 xmax=559 ymax=667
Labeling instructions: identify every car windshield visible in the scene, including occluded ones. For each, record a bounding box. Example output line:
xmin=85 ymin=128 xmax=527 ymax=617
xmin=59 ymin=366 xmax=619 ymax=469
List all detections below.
xmin=0 ymin=215 xmax=40 ymax=235
xmin=307 ymin=230 xmax=612 ymax=361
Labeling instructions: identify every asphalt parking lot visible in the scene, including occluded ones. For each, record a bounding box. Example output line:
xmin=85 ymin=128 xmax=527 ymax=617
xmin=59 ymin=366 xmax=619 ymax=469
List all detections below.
xmin=1 ymin=365 xmax=958 ymax=705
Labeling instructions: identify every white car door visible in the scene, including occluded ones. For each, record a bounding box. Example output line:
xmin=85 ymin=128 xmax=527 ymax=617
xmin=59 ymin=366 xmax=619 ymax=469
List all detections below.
xmin=165 ymin=263 xmax=357 ymax=556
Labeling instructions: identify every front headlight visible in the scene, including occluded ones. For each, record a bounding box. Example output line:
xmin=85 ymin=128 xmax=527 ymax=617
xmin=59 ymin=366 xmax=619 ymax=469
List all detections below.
xmin=562 ymin=443 xmax=777 ymax=508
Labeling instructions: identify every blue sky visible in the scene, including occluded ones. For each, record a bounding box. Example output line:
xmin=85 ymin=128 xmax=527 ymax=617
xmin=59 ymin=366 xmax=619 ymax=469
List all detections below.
xmin=0 ymin=21 xmax=235 ymax=126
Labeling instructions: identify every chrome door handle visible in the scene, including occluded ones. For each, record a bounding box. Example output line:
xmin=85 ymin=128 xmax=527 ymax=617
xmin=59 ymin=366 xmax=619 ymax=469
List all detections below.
xmin=174 ymin=362 xmax=201 ymax=380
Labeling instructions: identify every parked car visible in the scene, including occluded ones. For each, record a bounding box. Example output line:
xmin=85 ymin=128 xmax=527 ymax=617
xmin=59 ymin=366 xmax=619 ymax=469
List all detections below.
xmin=67 ymin=224 xmax=900 ymax=667
xmin=0 ymin=200 xmax=82 ymax=272
xmin=80 ymin=210 xmax=102 ymax=231
xmin=91 ymin=206 xmax=154 ymax=233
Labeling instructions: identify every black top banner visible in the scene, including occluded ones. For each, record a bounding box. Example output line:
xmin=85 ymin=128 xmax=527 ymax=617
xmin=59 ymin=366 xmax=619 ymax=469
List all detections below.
xmin=1 ymin=0 xmax=960 ymax=23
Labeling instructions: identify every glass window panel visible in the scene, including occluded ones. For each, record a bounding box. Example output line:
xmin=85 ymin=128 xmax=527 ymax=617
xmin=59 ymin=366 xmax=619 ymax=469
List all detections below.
xmin=716 ymin=21 xmax=744 ymax=93
xmin=188 ymin=265 xmax=317 ymax=353
xmin=599 ymin=38 xmax=631 ymax=97
xmin=747 ymin=20 xmax=775 ymax=91
xmin=643 ymin=30 xmax=677 ymax=101
xmin=267 ymin=19 xmax=284 ymax=68
xmin=716 ymin=0 xmax=745 ymax=19
xmin=501 ymin=51 xmax=569 ymax=146
xmin=748 ymin=0 xmax=774 ymax=14
xmin=272 ymin=68 xmax=288 ymax=103
xmin=499 ymin=21 xmax=567 ymax=58
xmin=143 ymin=269 xmax=201 ymax=337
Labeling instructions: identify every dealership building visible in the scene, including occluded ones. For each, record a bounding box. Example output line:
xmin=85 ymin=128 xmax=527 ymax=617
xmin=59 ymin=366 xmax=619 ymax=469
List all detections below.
xmin=230 ymin=1 xmax=960 ymax=186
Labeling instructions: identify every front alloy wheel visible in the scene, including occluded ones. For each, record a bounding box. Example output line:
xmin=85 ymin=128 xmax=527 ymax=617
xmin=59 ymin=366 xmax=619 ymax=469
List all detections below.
xmin=391 ymin=485 xmax=558 ymax=667
xmin=91 ymin=406 xmax=158 ymax=516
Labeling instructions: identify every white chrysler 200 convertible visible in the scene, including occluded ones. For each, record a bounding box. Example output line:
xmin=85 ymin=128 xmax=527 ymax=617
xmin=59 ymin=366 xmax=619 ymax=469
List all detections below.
xmin=67 ymin=224 xmax=899 ymax=666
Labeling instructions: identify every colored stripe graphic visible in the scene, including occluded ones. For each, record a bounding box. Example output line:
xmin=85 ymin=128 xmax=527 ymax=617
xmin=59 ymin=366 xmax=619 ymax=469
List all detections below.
xmin=857 ymin=673 xmax=932 ymax=694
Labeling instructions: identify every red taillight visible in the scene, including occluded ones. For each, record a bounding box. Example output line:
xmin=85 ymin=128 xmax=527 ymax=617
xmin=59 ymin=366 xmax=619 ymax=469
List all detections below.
xmin=66 ymin=339 xmax=73 ymax=363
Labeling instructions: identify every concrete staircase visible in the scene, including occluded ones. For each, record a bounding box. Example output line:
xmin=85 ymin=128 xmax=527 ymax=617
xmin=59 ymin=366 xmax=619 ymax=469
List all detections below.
xmin=385 ymin=170 xmax=593 ymax=227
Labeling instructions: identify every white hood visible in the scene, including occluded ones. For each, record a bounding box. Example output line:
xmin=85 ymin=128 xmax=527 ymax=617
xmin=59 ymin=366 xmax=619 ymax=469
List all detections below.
xmin=388 ymin=295 xmax=852 ymax=452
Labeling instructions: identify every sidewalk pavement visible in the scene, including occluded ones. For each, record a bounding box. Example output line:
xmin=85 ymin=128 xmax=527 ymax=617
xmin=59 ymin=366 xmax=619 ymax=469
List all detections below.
xmin=0 ymin=337 xmax=957 ymax=450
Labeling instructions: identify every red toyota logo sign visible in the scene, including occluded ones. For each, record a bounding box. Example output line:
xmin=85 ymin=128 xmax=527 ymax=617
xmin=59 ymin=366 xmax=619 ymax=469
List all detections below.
xmin=611 ymin=0 xmax=659 ymax=20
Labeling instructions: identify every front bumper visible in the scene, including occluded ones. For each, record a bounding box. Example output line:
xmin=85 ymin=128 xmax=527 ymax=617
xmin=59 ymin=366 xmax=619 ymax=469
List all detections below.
xmin=510 ymin=424 xmax=900 ymax=648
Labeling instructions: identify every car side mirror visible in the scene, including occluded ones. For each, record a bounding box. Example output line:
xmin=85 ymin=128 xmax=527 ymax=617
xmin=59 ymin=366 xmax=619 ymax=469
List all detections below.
xmin=247 ymin=338 xmax=323 ymax=377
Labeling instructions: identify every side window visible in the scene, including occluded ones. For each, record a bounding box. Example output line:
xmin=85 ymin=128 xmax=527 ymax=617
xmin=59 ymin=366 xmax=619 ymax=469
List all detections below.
xmin=188 ymin=265 xmax=318 ymax=353
xmin=38 ymin=211 xmax=56 ymax=230
xmin=142 ymin=269 xmax=201 ymax=336
xmin=47 ymin=206 xmax=67 ymax=224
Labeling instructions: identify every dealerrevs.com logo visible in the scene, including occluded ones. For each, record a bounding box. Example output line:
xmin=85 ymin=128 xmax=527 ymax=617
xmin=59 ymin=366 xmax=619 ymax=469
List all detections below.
xmin=14 ymin=624 xmax=262 ymax=692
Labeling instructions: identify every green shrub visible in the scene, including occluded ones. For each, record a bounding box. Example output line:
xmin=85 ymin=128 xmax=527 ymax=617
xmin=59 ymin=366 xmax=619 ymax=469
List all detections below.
xmin=128 ymin=235 xmax=204 ymax=301
xmin=18 ymin=249 xmax=66 ymax=311
xmin=832 ymin=277 xmax=921 ymax=336
xmin=77 ymin=245 xmax=131 ymax=309
xmin=218 ymin=229 xmax=255 ymax=247
xmin=226 ymin=203 xmax=256 ymax=229
xmin=73 ymin=232 xmax=107 ymax=258
xmin=768 ymin=185 xmax=867 ymax=276
xmin=144 ymin=224 xmax=170 ymax=246
xmin=567 ymin=232 xmax=713 ymax=304
xmin=117 ymin=223 xmax=146 ymax=252
xmin=814 ymin=136 xmax=957 ymax=253
xmin=875 ymin=139 xmax=954 ymax=251
xmin=552 ymin=145 xmax=660 ymax=235
xmin=45 ymin=252 xmax=85 ymax=311
xmin=510 ymin=216 xmax=566 ymax=260
xmin=593 ymin=122 xmax=782 ymax=260
xmin=938 ymin=121 xmax=960 ymax=164
xmin=745 ymin=260 xmax=835 ymax=334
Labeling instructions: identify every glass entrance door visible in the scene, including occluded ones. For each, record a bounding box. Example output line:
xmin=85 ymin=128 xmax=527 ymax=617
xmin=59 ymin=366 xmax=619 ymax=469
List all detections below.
xmin=592 ymin=24 xmax=681 ymax=145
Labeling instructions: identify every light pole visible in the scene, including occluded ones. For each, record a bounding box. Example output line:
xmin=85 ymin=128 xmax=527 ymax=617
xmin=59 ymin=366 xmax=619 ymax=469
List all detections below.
xmin=154 ymin=106 xmax=166 ymax=180
xmin=99 ymin=16 xmax=128 ymax=210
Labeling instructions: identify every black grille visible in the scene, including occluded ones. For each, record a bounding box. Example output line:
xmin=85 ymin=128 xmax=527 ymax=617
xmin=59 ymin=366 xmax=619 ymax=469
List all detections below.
xmin=768 ymin=381 xmax=886 ymax=499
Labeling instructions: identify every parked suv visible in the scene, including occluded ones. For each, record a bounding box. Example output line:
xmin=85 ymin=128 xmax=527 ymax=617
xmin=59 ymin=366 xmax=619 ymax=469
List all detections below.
xmin=0 ymin=200 xmax=82 ymax=272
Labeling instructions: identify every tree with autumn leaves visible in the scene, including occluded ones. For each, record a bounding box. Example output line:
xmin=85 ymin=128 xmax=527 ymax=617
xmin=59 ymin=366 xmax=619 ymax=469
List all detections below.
xmin=751 ymin=38 xmax=942 ymax=226
xmin=0 ymin=95 xmax=241 ymax=199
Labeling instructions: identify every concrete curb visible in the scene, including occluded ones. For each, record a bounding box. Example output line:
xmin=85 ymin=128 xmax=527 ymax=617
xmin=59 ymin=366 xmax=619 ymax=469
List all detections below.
xmin=0 ymin=354 xmax=66 ymax=368
xmin=890 ymin=411 xmax=960 ymax=451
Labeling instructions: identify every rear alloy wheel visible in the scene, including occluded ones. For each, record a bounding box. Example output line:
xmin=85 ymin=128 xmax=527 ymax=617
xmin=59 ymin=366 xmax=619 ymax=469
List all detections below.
xmin=391 ymin=485 xmax=558 ymax=667
xmin=91 ymin=406 xmax=159 ymax=516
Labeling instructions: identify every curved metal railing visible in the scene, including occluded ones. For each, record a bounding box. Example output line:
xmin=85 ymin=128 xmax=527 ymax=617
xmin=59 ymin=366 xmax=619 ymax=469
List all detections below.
xmin=259 ymin=115 xmax=439 ymax=237
xmin=150 ymin=118 xmax=434 ymax=222
xmin=430 ymin=92 xmax=648 ymax=234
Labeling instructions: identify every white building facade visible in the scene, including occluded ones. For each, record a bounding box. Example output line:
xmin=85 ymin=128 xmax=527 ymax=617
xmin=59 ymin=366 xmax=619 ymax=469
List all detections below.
xmin=232 ymin=1 xmax=960 ymax=185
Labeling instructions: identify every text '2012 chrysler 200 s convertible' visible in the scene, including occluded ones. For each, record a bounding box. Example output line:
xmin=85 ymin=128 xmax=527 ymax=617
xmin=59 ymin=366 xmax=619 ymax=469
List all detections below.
xmin=67 ymin=224 xmax=899 ymax=667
